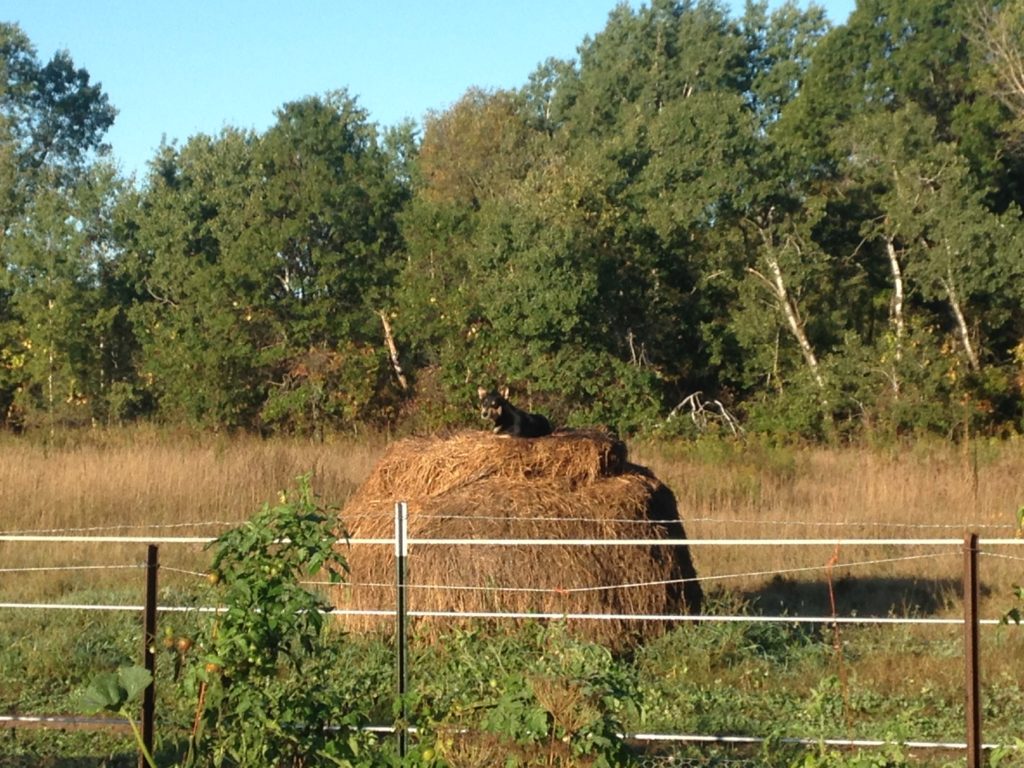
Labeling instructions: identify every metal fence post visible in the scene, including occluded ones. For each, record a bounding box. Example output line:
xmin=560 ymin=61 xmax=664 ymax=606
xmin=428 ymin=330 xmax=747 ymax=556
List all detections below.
xmin=395 ymin=501 xmax=409 ymax=759
xmin=141 ymin=544 xmax=158 ymax=768
xmin=963 ymin=532 xmax=980 ymax=768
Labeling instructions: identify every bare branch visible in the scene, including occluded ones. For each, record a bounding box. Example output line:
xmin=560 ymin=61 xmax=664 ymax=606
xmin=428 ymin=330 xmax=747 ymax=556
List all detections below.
xmin=968 ymin=0 xmax=1024 ymax=133
xmin=665 ymin=391 xmax=744 ymax=436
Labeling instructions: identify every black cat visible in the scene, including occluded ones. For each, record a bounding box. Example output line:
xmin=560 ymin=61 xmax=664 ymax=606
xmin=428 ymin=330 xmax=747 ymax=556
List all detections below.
xmin=477 ymin=387 xmax=553 ymax=438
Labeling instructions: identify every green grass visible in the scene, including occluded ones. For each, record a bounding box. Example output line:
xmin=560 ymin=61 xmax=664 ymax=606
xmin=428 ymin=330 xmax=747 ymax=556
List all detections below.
xmin=1 ymin=583 xmax=1021 ymax=767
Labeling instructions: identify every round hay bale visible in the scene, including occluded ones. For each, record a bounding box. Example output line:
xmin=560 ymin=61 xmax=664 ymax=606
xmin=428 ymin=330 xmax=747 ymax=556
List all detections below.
xmin=333 ymin=430 xmax=701 ymax=647
xmin=350 ymin=428 xmax=627 ymax=502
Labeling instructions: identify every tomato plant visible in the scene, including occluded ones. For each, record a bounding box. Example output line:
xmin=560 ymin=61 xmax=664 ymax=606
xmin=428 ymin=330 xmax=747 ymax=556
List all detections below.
xmin=179 ymin=473 xmax=375 ymax=767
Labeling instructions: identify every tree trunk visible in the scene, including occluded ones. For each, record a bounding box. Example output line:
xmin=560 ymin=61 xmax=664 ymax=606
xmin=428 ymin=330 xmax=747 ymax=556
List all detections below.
xmin=884 ymin=234 xmax=905 ymax=395
xmin=745 ymin=224 xmax=833 ymax=436
xmin=940 ymin=268 xmax=980 ymax=372
xmin=378 ymin=310 xmax=409 ymax=391
xmin=750 ymin=251 xmax=826 ymax=393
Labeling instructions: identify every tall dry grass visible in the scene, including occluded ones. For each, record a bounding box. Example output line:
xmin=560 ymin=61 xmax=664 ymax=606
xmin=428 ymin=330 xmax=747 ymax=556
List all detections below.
xmin=632 ymin=436 xmax=1024 ymax=617
xmin=3 ymin=428 xmax=1020 ymax=750
xmin=633 ymin=437 xmax=1024 ymax=530
xmin=1 ymin=428 xmax=1022 ymax=617
xmin=0 ymin=427 xmax=386 ymax=599
xmin=630 ymin=436 xmax=1024 ymax=704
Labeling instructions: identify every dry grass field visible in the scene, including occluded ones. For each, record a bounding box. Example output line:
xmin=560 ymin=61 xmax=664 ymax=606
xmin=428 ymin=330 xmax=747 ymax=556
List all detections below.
xmin=632 ymin=437 xmax=1024 ymax=618
xmin=0 ymin=427 xmax=385 ymax=599
xmin=1 ymin=428 xmax=1022 ymax=763
xmin=0 ymin=429 xmax=1021 ymax=611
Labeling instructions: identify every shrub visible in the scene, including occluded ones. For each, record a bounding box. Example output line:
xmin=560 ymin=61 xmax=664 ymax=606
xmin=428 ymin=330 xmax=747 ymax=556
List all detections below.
xmin=178 ymin=474 xmax=376 ymax=767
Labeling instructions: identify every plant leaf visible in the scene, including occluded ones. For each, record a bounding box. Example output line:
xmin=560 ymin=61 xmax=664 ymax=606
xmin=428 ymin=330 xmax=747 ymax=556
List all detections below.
xmin=79 ymin=672 xmax=125 ymax=713
xmin=118 ymin=666 xmax=154 ymax=701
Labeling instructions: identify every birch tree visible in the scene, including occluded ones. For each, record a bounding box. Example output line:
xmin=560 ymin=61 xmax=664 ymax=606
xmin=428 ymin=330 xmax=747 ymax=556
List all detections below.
xmin=841 ymin=103 xmax=1022 ymax=417
xmin=969 ymin=0 xmax=1024 ymax=134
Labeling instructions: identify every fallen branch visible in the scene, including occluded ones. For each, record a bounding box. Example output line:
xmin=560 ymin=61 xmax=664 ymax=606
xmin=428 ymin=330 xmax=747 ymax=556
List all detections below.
xmin=666 ymin=391 xmax=744 ymax=436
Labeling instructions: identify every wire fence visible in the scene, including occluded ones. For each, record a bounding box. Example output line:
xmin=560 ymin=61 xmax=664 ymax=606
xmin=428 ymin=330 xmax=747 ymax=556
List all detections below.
xmin=1 ymin=532 xmax=1019 ymax=624
xmin=0 ymin=519 xmax=1022 ymax=766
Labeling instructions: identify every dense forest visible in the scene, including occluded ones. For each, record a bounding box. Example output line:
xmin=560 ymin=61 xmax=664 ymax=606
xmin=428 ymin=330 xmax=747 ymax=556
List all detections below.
xmin=2 ymin=0 xmax=1023 ymax=441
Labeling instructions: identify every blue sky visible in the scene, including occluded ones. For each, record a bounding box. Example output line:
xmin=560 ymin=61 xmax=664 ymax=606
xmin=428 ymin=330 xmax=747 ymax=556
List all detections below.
xmin=5 ymin=0 xmax=855 ymax=179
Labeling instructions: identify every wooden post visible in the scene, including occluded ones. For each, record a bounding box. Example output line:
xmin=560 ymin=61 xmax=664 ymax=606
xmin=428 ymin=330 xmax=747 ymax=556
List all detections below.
xmin=963 ymin=532 xmax=981 ymax=768
xmin=141 ymin=544 xmax=158 ymax=768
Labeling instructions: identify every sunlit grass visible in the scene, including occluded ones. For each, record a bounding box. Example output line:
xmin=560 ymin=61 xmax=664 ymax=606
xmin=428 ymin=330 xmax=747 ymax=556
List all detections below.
xmin=632 ymin=436 xmax=1024 ymax=619
xmin=1 ymin=429 xmax=1022 ymax=765
xmin=2 ymin=429 xmax=1022 ymax=614
xmin=0 ymin=427 xmax=386 ymax=600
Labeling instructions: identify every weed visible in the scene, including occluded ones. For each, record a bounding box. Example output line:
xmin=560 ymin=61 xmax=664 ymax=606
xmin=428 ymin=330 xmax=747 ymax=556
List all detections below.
xmin=175 ymin=473 xmax=376 ymax=767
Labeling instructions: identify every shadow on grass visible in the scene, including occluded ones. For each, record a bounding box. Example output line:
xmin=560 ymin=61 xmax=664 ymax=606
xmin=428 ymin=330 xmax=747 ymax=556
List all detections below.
xmin=738 ymin=574 xmax=986 ymax=618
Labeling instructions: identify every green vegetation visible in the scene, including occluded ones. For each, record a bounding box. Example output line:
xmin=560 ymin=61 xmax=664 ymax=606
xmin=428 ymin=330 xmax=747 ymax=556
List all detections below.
xmin=79 ymin=665 xmax=156 ymax=767
xmin=0 ymin=467 xmax=1022 ymax=767
xmin=4 ymin=594 xmax=1024 ymax=766
xmin=4 ymin=0 xmax=1024 ymax=760
xmin=174 ymin=474 xmax=368 ymax=767
xmin=3 ymin=1 xmax=1024 ymax=441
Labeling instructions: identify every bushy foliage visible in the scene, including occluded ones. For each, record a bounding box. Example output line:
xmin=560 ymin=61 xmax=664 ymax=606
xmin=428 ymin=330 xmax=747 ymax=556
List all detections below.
xmin=177 ymin=475 xmax=376 ymax=767
xmin=5 ymin=1 xmax=1024 ymax=442
xmin=411 ymin=623 xmax=641 ymax=767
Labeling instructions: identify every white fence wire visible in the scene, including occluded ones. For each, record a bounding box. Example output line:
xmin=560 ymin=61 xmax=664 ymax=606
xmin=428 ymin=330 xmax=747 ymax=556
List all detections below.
xmin=1 ymin=532 xmax=1021 ymax=626
xmin=1 ymin=523 xmax=1022 ymax=759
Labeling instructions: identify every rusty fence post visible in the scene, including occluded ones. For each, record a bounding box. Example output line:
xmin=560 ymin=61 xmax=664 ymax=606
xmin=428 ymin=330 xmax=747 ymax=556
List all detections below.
xmin=963 ymin=532 xmax=980 ymax=768
xmin=141 ymin=544 xmax=158 ymax=768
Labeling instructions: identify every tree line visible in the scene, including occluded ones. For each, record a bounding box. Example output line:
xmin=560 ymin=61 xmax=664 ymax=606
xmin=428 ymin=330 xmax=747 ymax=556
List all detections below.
xmin=2 ymin=0 xmax=1023 ymax=441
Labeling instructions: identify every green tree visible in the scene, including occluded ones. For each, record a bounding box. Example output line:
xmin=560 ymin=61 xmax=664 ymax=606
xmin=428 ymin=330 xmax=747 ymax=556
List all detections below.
xmin=543 ymin=0 xmax=756 ymax=421
xmin=968 ymin=0 xmax=1024 ymax=132
xmin=556 ymin=0 xmax=837 ymax=430
xmin=965 ymin=0 xmax=1024 ymax=209
xmin=0 ymin=23 xmax=115 ymax=174
xmin=398 ymin=85 xmax=669 ymax=432
xmin=781 ymin=0 xmax=1017 ymax=201
xmin=124 ymin=92 xmax=407 ymax=433
xmin=784 ymin=0 xmax=1024 ymax=435
xmin=743 ymin=0 xmax=831 ymax=129
xmin=3 ymin=163 xmax=126 ymax=430
xmin=0 ymin=23 xmax=120 ymax=431
xmin=397 ymin=1 xmax=847 ymax=435
xmin=251 ymin=93 xmax=408 ymax=434
xmin=121 ymin=130 xmax=267 ymax=427
xmin=396 ymin=89 xmax=551 ymax=424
